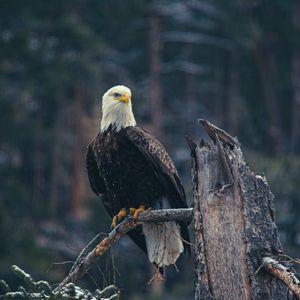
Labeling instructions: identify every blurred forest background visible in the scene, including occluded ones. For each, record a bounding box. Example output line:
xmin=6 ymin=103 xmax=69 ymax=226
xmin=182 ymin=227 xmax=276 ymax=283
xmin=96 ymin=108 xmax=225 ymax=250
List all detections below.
xmin=1 ymin=0 xmax=300 ymax=299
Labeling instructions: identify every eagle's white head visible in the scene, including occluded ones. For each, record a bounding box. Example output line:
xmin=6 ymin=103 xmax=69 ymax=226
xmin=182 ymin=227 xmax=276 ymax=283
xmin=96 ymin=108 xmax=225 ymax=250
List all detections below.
xmin=101 ymin=85 xmax=136 ymax=132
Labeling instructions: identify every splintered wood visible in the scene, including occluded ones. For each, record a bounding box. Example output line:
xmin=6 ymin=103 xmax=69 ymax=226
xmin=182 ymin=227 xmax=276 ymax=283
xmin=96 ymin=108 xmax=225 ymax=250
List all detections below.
xmin=190 ymin=119 xmax=299 ymax=300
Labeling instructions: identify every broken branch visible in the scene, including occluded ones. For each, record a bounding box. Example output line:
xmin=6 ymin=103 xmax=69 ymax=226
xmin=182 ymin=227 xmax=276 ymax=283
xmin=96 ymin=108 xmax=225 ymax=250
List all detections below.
xmin=55 ymin=208 xmax=193 ymax=292
xmin=139 ymin=207 xmax=192 ymax=223
xmin=263 ymin=257 xmax=300 ymax=299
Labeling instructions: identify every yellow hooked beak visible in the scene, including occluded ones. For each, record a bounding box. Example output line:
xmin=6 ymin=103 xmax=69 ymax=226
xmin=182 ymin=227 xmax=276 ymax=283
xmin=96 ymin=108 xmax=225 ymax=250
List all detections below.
xmin=118 ymin=93 xmax=130 ymax=104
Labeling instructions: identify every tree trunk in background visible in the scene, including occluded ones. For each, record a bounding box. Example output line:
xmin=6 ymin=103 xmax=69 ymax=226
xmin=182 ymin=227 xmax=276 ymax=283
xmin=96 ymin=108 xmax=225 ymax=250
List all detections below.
xmin=185 ymin=71 xmax=196 ymax=136
xmin=149 ymin=2 xmax=162 ymax=139
xmin=149 ymin=5 xmax=163 ymax=288
xmin=291 ymin=0 xmax=300 ymax=154
xmin=213 ymin=50 xmax=225 ymax=128
xmin=49 ymin=108 xmax=64 ymax=217
xmin=49 ymin=105 xmax=72 ymax=217
xmin=189 ymin=120 xmax=295 ymax=300
xmin=228 ymin=52 xmax=239 ymax=135
xmin=183 ymin=45 xmax=197 ymax=137
xmin=49 ymin=133 xmax=60 ymax=217
xmin=255 ymin=41 xmax=284 ymax=155
xmin=70 ymin=84 xmax=85 ymax=219
xmin=32 ymin=117 xmax=45 ymax=218
xmin=291 ymin=54 xmax=300 ymax=154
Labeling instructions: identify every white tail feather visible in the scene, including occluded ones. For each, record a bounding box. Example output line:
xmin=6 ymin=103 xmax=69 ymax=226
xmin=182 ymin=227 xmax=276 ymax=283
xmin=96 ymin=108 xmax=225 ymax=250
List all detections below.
xmin=142 ymin=221 xmax=184 ymax=267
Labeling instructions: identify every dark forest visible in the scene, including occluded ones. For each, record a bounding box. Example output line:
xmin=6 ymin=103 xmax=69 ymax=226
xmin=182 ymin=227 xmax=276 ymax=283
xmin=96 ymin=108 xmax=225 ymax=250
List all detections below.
xmin=0 ymin=1 xmax=300 ymax=299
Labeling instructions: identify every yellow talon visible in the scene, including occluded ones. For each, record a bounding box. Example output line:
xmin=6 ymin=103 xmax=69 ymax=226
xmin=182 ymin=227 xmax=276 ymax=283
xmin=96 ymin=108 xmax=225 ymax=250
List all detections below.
xmin=111 ymin=208 xmax=127 ymax=229
xmin=129 ymin=205 xmax=148 ymax=223
xmin=111 ymin=217 xmax=118 ymax=229
xmin=129 ymin=207 xmax=136 ymax=215
xmin=133 ymin=205 xmax=145 ymax=220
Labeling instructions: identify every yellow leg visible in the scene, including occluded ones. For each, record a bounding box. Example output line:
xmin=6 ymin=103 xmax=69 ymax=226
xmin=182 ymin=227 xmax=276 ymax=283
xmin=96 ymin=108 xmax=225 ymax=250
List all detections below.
xmin=129 ymin=205 xmax=148 ymax=222
xmin=111 ymin=208 xmax=127 ymax=229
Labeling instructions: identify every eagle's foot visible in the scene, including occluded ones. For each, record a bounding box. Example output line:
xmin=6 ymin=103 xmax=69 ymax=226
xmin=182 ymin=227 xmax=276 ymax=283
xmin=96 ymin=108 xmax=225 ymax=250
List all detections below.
xmin=111 ymin=208 xmax=127 ymax=229
xmin=129 ymin=205 xmax=149 ymax=223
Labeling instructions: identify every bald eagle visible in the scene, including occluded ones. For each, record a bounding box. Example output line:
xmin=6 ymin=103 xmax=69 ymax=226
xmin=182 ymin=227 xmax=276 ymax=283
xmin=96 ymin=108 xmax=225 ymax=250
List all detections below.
xmin=86 ymin=85 xmax=190 ymax=268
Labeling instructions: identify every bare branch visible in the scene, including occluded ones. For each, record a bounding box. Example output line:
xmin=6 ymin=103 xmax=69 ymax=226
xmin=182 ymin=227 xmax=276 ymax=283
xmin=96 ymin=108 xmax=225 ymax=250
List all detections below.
xmin=263 ymin=257 xmax=300 ymax=299
xmin=55 ymin=208 xmax=192 ymax=292
xmin=139 ymin=208 xmax=192 ymax=223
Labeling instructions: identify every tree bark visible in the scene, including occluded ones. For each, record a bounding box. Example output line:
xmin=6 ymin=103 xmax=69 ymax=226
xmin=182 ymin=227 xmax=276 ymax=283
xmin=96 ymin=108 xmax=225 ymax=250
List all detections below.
xmin=190 ymin=120 xmax=296 ymax=300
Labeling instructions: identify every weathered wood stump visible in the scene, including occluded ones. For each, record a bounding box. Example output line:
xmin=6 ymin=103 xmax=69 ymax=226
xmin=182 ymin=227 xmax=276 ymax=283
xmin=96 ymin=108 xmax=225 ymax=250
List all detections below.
xmin=189 ymin=120 xmax=298 ymax=300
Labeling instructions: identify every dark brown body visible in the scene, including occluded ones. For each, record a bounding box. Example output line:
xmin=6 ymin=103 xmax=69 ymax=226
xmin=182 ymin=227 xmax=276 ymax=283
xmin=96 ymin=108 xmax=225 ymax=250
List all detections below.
xmin=86 ymin=126 xmax=190 ymax=254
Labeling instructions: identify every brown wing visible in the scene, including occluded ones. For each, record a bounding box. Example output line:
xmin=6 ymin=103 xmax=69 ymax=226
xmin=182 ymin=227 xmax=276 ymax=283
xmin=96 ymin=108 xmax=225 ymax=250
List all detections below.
xmin=86 ymin=142 xmax=106 ymax=196
xmin=124 ymin=126 xmax=187 ymax=209
xmin=124 ymin=126 xmax=190 ymax=253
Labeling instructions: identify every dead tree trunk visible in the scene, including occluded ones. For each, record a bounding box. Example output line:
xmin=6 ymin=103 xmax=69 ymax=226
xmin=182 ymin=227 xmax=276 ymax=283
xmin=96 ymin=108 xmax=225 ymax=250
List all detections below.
xmin=189 ymin=120 xmax=296 ymax=300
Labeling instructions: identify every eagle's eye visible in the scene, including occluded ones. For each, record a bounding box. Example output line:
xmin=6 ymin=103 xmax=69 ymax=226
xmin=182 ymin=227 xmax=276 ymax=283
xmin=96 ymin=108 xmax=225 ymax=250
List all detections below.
xmin=113 ymin=93 xmax=121 ymax=98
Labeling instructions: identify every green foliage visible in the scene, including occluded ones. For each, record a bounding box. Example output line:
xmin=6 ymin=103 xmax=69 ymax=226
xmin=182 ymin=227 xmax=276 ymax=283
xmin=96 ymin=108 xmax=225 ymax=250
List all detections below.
xmin=0 ymin=265 xmax=119 ymax=300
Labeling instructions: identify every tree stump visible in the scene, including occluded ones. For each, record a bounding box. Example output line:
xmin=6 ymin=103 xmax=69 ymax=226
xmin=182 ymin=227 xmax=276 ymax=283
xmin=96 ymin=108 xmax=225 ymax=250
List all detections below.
xmin=189 ymin=120 xmax=297 ymax=300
